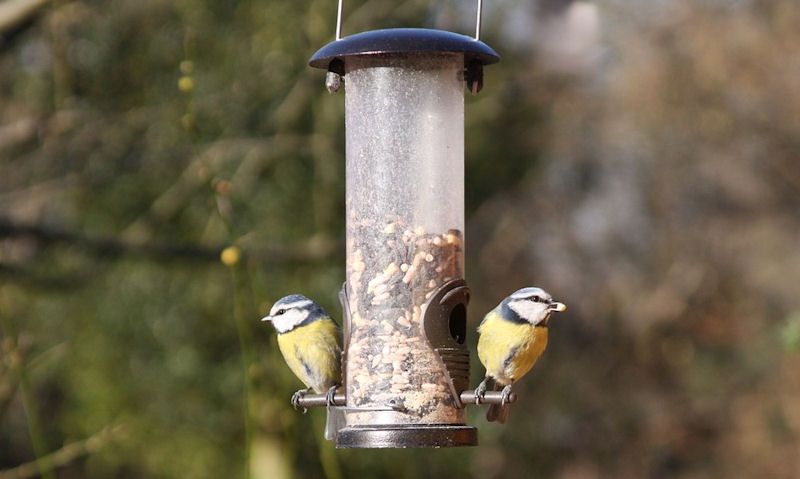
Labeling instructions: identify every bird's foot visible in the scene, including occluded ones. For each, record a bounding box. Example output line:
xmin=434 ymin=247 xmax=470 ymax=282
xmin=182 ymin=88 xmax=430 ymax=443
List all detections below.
xmin=500 ymin=384 xmax=513 ymax=407
xmin=474 ymin=378 xmax=489 ymax=405
xmin=291 ymin=388 xmax=311 ymax=413
xmin=325 ymin=385 xmax=339 ymax=407
xmin=387 ymin=398 xmax=407 ymax=413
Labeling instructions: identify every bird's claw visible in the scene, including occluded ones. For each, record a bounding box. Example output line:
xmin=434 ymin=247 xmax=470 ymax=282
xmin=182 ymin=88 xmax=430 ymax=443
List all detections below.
xmin=474 ymin=378 xmax=489 ymax=405
xmin=291 ymin=388 xmax=310 ymax=413
xmin=387 ymin=398 xmax=407 ymax=412
xmin=325 ymin=385 xmax=339 ymax=407
xmin=500 ymin=385 xmax=513 ymax=407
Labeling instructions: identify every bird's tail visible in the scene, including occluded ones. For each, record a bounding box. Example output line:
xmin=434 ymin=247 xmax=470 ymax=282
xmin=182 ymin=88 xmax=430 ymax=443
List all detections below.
xmin=486 ymin=383 xmax=510 ymax=424
xmin=324 ymin=406 xmax=346 ymax=441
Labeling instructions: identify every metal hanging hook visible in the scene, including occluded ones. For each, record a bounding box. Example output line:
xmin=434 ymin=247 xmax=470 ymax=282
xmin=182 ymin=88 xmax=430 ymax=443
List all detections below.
xmin=332 ymin=0 xmax=485 ymax=41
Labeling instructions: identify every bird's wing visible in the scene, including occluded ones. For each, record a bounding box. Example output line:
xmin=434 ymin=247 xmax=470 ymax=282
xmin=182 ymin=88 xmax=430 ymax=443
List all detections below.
xmin=502 ymin=344 xmax=522 ymax=371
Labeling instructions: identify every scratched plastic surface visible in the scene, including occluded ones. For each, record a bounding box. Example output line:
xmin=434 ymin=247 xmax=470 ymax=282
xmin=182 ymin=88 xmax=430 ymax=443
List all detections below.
xmin=344 ymin=54 xmax=465 ymax=425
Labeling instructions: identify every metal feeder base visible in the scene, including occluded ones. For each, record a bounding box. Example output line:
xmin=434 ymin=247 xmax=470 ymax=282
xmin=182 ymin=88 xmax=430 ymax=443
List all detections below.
xmin=336 ymin=424 xmax=478 ymax=448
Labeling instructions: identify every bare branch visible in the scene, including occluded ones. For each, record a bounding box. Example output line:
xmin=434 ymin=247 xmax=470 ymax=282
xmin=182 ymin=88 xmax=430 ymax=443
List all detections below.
xmin=0 ymin=118 xmax=38 ymax=153
xmin=0 ymin=216 xmax=340 ymax=265
xmin=0 ymin=0 xmax=48 ymax=36
xmin=0 ymin=337 xmax=29 ymax=422
xmin=0 ymin=425 xmax=127 ymax=479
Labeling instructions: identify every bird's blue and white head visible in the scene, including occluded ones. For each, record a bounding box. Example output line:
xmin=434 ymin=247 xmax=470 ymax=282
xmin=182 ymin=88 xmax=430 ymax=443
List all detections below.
xmin=500 ymin=287 xmax=567 ymax=326
xmin=261 ymin=294 xmax=329 ymax=334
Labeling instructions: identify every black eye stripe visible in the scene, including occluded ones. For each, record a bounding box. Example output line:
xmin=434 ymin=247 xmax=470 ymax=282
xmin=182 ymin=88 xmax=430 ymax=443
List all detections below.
xmin=529 ymin=296 xmax=550 ymax=303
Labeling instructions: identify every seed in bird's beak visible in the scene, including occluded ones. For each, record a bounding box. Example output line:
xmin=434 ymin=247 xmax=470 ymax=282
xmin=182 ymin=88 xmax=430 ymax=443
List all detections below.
xmin=261 ymin=315 xmax=273 ymax=322
xmin=549 ymin=301 xmax=567 ymax=312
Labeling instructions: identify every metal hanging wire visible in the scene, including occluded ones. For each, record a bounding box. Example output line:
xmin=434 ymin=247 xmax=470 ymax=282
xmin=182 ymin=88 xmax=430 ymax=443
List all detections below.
xmin=474 ymin=0 xmax=482 ymax=40
xmin=336 ymin=0 xmax=344 ymax=40
xmin=333 ymin=0 xmax=485 ymax=41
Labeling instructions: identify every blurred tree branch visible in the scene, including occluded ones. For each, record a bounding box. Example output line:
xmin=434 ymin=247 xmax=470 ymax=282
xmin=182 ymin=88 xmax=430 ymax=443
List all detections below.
xmin=0 ymin=0 xmax=48 ymax=37
xmin=0 ymin=425 xmax=127 ymax=479
xmin=0 ymin=336 xmax=29 ymax=423
xmin=0 ymin=118 xmax=38 ymax=154
xmin=0 ymin=263 xmax=95 ymax=291
xmin=125 ymin=138 xmax=297 ymax=226
xmin=0 ymin=216 xmax=340 ymax=264
xmin=0 ymin=339 xmax=69 ymax=422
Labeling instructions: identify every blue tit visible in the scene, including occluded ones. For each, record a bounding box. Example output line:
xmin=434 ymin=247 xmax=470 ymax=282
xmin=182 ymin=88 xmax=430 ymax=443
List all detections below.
xmin=261 ymin=294 xmax=343 ymax=438
xmin=474 ymin=287 xmax=566 ymax=423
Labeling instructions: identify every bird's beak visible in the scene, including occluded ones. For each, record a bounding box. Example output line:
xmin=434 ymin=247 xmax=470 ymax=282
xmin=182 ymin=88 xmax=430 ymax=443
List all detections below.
xmin=260 ymin=315 xmax=272 ymax=322
xmin=549 ymin=301 xmax=567 ymax=312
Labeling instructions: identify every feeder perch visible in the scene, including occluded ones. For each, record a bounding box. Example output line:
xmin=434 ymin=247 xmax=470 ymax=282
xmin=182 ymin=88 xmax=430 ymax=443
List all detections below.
xmin=303 ymin=0 xmax=499 ymax=448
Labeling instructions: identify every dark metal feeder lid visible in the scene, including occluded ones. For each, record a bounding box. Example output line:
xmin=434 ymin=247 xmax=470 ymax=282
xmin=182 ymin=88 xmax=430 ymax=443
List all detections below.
xmin=309 ymin=28 xmax=500 ymax=72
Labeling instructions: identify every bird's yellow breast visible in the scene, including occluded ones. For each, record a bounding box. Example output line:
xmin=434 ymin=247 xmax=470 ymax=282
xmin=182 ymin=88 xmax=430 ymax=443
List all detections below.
xmin=276 ymin=318 xmax=341 ymax=393
xmin=477 ymin=311 xmax=548 ymax=385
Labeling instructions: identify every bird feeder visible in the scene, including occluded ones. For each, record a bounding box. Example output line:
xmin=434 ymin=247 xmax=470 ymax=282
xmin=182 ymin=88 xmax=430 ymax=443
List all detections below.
xmin=300 ymin=1 xmax=507 ymax=448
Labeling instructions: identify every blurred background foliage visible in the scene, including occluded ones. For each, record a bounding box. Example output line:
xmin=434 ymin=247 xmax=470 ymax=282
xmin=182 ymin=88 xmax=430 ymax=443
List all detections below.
xmin=1 ymin=0 xmax=800 ymax=477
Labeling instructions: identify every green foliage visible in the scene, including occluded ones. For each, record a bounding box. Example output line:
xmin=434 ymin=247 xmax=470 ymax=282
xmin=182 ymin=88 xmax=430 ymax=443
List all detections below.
xmin=782 ymin=314 xmax=800 ymax=353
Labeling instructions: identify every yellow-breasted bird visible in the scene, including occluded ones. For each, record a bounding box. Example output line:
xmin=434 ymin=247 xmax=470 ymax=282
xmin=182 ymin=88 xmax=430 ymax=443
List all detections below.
xmin=261 ymin=294 xmax=342 ymax=439
xmin=474 ymin=287 xmax=566 ymax=423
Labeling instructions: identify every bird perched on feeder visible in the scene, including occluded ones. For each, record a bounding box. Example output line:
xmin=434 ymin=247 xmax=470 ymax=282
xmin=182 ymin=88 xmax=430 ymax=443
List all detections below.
xmin=474 ymin=287 xmax=566 ymax=423
xmin=261 ymin=294 xmax=343 ymax=439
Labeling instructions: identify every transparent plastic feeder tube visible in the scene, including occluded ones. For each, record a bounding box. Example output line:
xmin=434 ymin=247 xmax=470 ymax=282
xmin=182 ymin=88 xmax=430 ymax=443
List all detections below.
xmin=344 ymin=54 xmax=465 ymax=426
